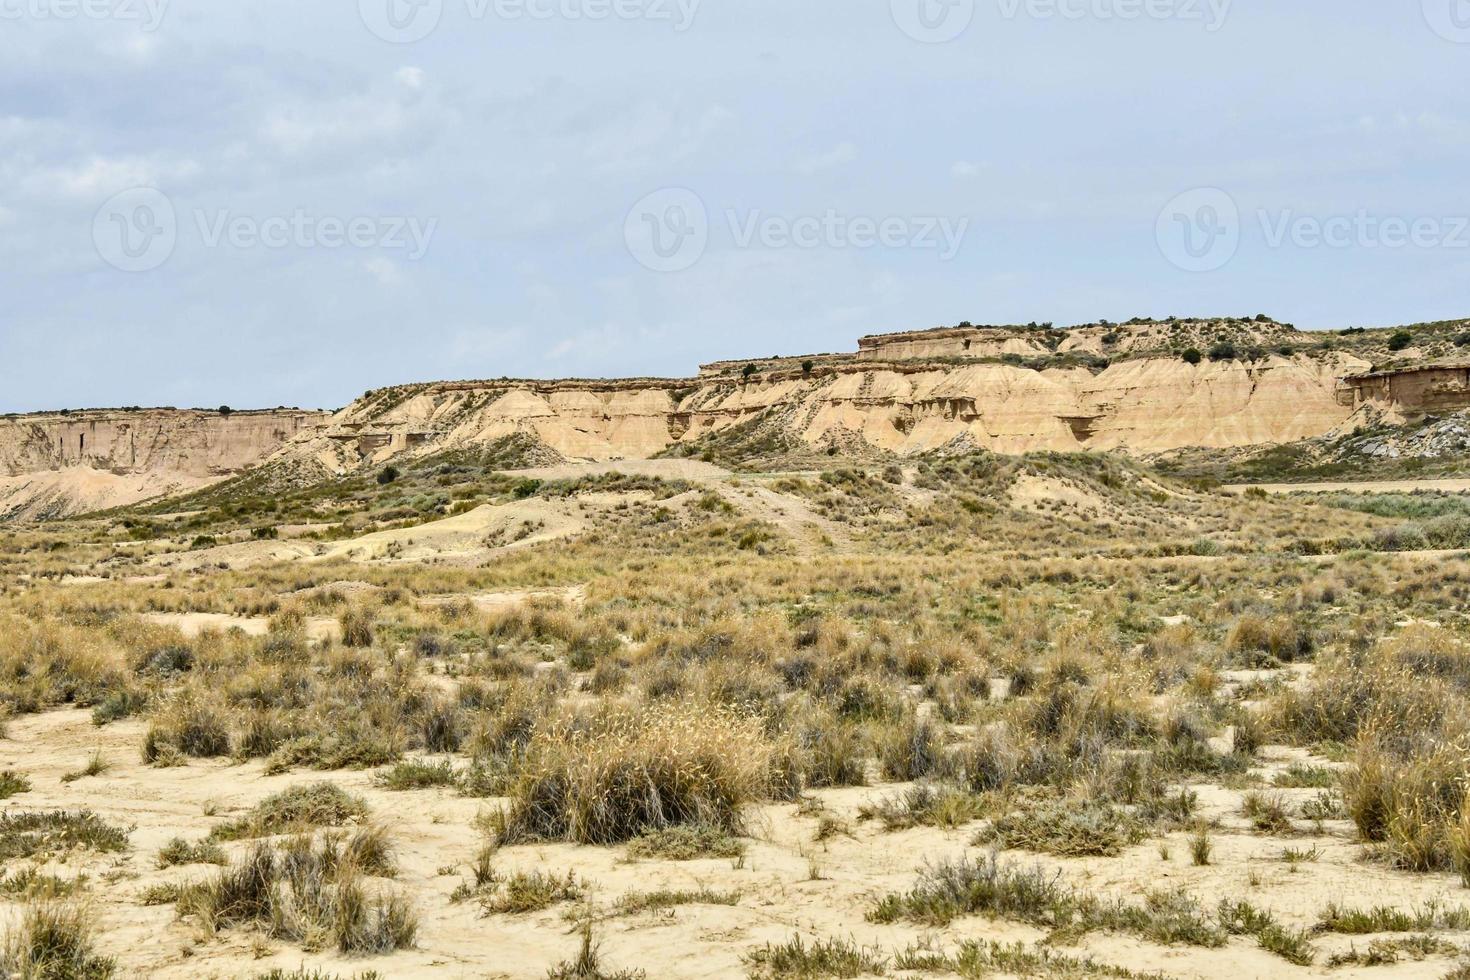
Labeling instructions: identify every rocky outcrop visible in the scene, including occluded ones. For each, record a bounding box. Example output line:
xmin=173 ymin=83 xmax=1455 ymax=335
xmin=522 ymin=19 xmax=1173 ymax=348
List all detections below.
xmin=2 ymin=317 xmax=1438 ymax=520
xmin=275 ymin=342 xmax=1370 ymax=474
xmin=0 ymin=409 xmax=329 ymax=519
xmin=1337 ymin=365 xmax=1470 ymax=417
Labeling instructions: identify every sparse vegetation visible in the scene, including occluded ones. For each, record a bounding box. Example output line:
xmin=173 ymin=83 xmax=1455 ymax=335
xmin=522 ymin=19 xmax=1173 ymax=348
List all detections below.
xmin=0 ymin=812 xmax=129 ymax=862
xmin=171 ymin=832 xmax=415 ymax=955
xmin=6 ymin=397 xmax=1470 ymax=977
xmin=207 ymin=782 xmax=367 ymax=842
xmin=0 ymin=900 xmax=115 ymax=980
xmin=747 ymin=935 xmax=887 ymax=978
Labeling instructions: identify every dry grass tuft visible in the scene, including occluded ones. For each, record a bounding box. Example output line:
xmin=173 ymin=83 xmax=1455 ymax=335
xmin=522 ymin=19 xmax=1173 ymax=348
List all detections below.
xmin=0 ymin=900 xmax=115 ymax=979
xmin=496 ymin=703 xmax=785 ymax=845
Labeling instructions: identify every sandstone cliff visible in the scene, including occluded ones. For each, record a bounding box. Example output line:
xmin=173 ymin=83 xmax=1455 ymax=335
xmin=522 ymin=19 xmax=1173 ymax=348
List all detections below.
xmin=6 ymin=315 xmax=1466 ymax=521
xmin=279 ymin=350 xmax=1365 ymax=475
xmin=0 ymin=409 xmax=329 ymax=520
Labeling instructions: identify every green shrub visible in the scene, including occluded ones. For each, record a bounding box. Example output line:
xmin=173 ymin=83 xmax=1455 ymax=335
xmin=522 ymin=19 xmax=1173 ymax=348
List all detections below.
xmin=209 ymin=782 xmax=367 ymax=841
xmin=0 ymin=811 xmax=128 ymax=862
xmin=625 ymin=823 xmax=746 ymax=861
xmin=746 ymin=935 xmax=886 ymax=978
xmin=973 ymin=799 xmax=1147 ymax=857
xmin=157 ymin=837 xmax=228 ymax=868
xmin=858 ymin=783 xmax=987 ymax=832
xmin=374 ymin=758 xmax=458 ymax=791
xmin=0 ymin=771 xmax=30 ymax=799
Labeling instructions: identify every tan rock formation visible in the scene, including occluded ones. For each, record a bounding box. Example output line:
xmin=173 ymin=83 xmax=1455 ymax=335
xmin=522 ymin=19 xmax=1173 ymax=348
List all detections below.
xmin=278 ymin=345 xmax=1371 ymax=474
xmin=0 ymin=409 xmax=329 ymax=519
xmin=0 ymin=317 xmax=1424 ymax=519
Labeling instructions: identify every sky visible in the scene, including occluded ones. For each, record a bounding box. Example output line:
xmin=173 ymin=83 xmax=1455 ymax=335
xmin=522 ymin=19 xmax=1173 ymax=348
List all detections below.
xmin=1 ymin=0 xmax=1467 ymax=413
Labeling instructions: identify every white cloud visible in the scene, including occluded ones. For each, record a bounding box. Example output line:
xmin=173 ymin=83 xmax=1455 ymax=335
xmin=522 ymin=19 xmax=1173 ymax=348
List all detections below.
xmin=448 ymin=325 xmax=529 ymax=363
xmin=364 ymin=257 xmax=406 ymax=289
xmin=395 ymin=66 xmax=425 ymax=90
xmin=793 ymin=142 xmax=857 ymax=176
xmin=16 ymin=155 xmax=199 ymax=201
xmin=951 ymin=160 xmax=983 ymax=178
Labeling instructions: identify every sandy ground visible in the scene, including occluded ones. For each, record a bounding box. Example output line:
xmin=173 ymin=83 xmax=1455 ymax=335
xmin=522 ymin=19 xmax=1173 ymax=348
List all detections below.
xmin=140 ymin=588 xmax=580 ymax=641
xmin=151 ymin=499 xmax=587 ymax=572
xmin=505 ymin=459 xmax=732 ymax=482
xmin=143 ymin=465 xmax=836 ymax=573
xmin=1008 ymin=474 xmax=1109 ymax=513
xmin=713 ymin=482 xmax=852 ymax=555
xmin=1 ymin=703 xmax=1468 ymax=979
xmin=1227 ymin=478 xmax=1470 ymax=495
xmin=140 ymin=612 xmax=342 ymax=642
xmin=416 ymin=586 xmax=585 ymax=612
xmin=0 ymin=468 xmax=215 ymax=522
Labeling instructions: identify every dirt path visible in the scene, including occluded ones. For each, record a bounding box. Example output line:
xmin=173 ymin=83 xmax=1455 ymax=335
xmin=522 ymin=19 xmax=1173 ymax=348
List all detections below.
xmin=1227 ymin=478 xmax=1470 ymax=494
xmin=713 ymin=482 xmax=852 ymax=555
xmin=141 ymin=611 xmax=340 ymax=641
xmin=507 ymin=459 xmax=731 ymax=482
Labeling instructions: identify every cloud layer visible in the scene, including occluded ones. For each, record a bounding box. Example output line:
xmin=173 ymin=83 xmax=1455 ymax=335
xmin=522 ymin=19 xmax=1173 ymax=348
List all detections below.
xmin=1 ymin=0 xmax=1465 ymax=412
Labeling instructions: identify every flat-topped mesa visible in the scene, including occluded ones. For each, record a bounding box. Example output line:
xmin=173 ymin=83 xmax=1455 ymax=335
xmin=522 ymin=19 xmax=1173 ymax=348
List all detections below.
xmin=699 ymin=318 xmax=1308 ymax=378
xmin=0 ymin=407 xmax=332 ymax=521
xmin=0 ymin=408 xmax=330 ymax=479
xmin=698 ymin=353 xmax=856 ymax=379
xmin=857 ymin=325 xmax=1052 ymax=361
xmin=7 ymin=314 xmax=1462 ymax=522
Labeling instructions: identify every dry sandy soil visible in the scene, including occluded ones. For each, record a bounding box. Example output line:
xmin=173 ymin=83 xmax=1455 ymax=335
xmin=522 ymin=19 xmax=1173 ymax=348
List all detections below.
xmin=6 ymin=454 xmax=1470 ymax=979
xmin=1 ymin=697 xmax=1464 ymax=980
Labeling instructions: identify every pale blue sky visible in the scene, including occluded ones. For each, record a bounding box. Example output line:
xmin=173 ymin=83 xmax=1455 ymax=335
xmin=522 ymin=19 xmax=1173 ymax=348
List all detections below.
xmin=1 ymin=0 xmax=1467 ymax=412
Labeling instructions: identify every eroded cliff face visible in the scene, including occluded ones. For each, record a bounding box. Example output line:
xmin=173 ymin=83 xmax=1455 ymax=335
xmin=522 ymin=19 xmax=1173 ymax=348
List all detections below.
xmin=0 ymin=409 xmax=329 ymax=519
xmin=288 ymin=350 xmax=1370 ymax=473
xmin=0 ymin=319 xmax=1407 ymax=520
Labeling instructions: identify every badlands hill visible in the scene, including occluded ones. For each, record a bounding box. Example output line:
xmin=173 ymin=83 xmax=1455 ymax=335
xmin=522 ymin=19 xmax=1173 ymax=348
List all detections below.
xmin=4 ymin=315 xmax=1469 ymax=521
xmin=0 ymin=409 xmax=328 ymax=521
